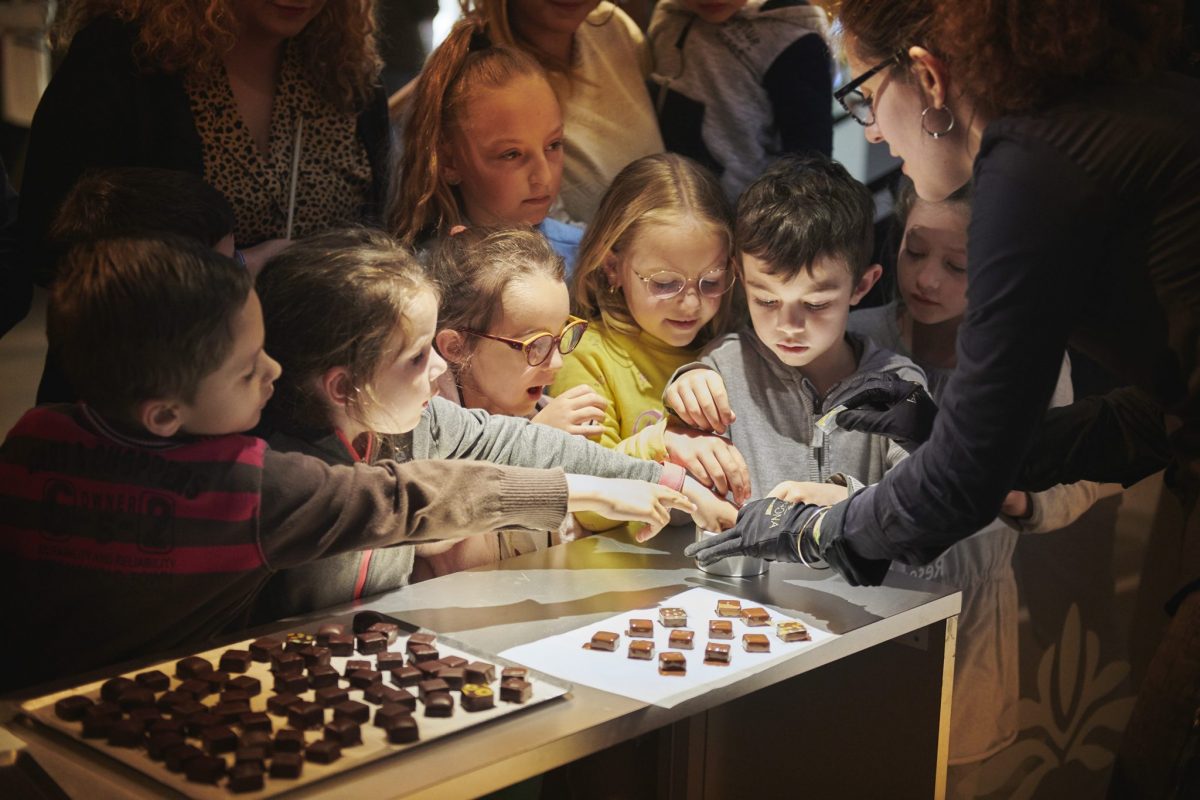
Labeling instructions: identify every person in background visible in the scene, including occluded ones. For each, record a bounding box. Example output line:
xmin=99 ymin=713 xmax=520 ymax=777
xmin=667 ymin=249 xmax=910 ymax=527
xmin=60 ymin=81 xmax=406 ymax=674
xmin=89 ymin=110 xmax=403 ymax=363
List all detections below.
xmin=648 ymin=0 xmax=833 ymax=200
xmin=553 ymin=153 xmax=750 ymax=533
xmin=390 ymin=14 xmax=582 ymax=271
xmin=375 ymin=0 xmax=439 ymax=93
xmin=0 ymin=156 xmax=28 ymax=339
xmin=685 ymin=2 xmax=1199 ymax=794
xmin=20 ymin=0 xmax=390 ymax=285
xmin=458 ymin=0 xmax=664 ymax=223
xmin=252 ymin=226 xmax=732 ymax=615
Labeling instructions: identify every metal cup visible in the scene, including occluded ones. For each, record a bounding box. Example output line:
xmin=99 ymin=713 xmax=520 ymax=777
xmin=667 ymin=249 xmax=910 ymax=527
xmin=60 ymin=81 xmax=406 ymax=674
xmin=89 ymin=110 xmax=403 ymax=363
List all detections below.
xmin=695 ymin=529 xmax=768 ymax=578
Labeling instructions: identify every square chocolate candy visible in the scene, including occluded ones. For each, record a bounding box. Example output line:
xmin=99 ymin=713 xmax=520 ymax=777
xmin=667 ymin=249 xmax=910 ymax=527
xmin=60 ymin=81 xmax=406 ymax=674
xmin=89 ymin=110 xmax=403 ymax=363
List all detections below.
xmin=417 ymin=679 xmax=450 ymax=702
xmin=628 ymin=640 xmax=654 ymax=660
xmin=307 ymin=664 xmax=340 ymax=689
xmin=415 ymin=659 xmax=447 ymax=679
xmin=437 ymin=667 xmax=466 ymax=690
xmin=441 ymin=655 xmax=468 ymax=669
xmin=249 ymin=637 xmax=283 ymax=662
xmin=383 ymin=714 xmax=419 ymax=744
xmin=54 ymin=695 xmax=93 ymax=721
xmin=333 ymin=700 xmax=370 ymax=725
xmin=658 ymin=652 xmax=686 ymax=676
xmin=274 ymin=728 xmax=306 ymax=753
xmin=219 ymin=649 xmax=253 ymax=674
xmin=406 ymin=633 xmax=436 ymax=652
xmin=305 ymin=739 xmax=341 ymax=764
xmin=298 ymin=645 xmax=332 ymax=668
xmin=658 ymin=608 xmax=687 ymax=628
xmin=708 ymin=620 xmax=734 ymax=640
xmin=391 ymin=665 xmax=422 ymax=687
xmin=501 ymin=667 xmax=528 ymax=680
xmin=376 ymin=652 xmax=406 ymax=672
xmin=356 ymin=631 xmax=388 ymax=655
xmin=776 ymin=621 xmax=812 ymax=642
xmin=742 ymin=633 xmax=770 ymax=653
xmin=174 ymin=656 xmax=211 ymax=681
xmin=273 ymin=671 xmax=309 ymax=694
xmin=460 ymin=683 xmax=495 ymax=712
xmin=270 ymin=752 xmax=304 ymax=779
xmin=626 ymin=619 xmax=654 ymax=638
xmin=326 ymin=633 xmax=355 ymax=657
xmin=184 ymin=754 xmax=226 ymax=784
xmin=323 ymin=719 xmax=362 ymax=747
xmin=348 ymin=668 xmax=383 ymax=689
xmin=227 ymin=675 xmax=261 ymax=696
xmin=704 ymin=642 xmax=731 ymax=666
xmin=375 ymin=703 xmax=414 ymax=728
xmin=271 ymin=651 xmax=305 ymax=675
xmin=499 ymin=678 xmax=532 ymax=704
xmin=314 ymin=686 xmax=349 ymax=708
xmin=715 ymin=599 xmax=742 ymax=617
xmin=135 ymin=669 xmax=171 ymax=692
xmin=287 ymin=701 xmax=325 ymax=730
xmin=423 ymin=693 xmax=454 ymax=718
xmin=367 ymin=621 xmax=400 ymax=645
xmin=228 ymin=762 xmax=264 ymax=793
xmin=100 ymin=677 xmax=135 ymax=703
xmin=667 ymin=630 xmax=695 ymax=650
xmin=741 ymin=607 xmax=771 ymax=627
xmin=408 ymin=643 xmax=440 ymax=663
xmin=316 ymin=623 xmax=346 ymax=645
xmin=588 ymin=631 xmax=620 ymax=651
xmin=466 ymin=661 xmax=496 ymax=684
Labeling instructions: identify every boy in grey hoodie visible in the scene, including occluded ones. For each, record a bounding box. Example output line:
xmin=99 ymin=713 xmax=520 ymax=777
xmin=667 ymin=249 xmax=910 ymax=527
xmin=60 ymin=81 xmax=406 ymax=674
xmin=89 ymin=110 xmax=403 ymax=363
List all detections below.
xmin=665 ymin=155 xmax=927 ymax=499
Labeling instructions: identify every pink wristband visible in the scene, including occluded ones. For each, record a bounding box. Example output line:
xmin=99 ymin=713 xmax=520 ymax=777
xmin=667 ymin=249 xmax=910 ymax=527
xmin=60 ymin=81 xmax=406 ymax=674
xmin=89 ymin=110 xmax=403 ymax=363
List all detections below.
xmin=657 ymin=462 xmax=686 ymax=492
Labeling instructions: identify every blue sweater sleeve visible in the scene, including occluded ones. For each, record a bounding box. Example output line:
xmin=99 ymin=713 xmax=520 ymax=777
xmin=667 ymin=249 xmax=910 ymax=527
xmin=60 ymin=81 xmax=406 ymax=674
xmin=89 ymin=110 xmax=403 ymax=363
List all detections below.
xmin=826 ymin=133 xmax=1111 ymax=578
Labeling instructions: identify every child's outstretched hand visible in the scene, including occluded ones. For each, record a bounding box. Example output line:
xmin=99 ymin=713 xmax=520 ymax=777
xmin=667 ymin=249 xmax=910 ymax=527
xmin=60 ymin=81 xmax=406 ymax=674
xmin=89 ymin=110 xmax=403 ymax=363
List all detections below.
xmin=768 ymin=480 xmax=850 ymax=507
xmin=664 ymin=369 xmax=736 ymax=434
xmin=533 ymin=384 xmax=608 ymax=437
xmin=654 ymin=476 xmax=738 ymax=542
xmin=664 ymin=427 xmax=751 ymax=505
xmin=566 ymin=475 xmax=695 ymax=542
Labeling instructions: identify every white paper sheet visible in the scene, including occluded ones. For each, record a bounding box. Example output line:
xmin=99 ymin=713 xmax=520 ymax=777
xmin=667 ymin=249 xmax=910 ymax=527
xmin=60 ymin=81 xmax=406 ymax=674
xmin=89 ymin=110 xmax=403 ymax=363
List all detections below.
xmin=499 ymin=587 xmax=837 ymax=708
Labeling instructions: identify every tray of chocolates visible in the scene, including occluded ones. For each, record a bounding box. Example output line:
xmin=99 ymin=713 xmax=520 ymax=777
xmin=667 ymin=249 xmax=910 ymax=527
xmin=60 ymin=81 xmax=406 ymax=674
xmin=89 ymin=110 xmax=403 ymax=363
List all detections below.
xmin=19 ymin=611 xmax=570 ymax=798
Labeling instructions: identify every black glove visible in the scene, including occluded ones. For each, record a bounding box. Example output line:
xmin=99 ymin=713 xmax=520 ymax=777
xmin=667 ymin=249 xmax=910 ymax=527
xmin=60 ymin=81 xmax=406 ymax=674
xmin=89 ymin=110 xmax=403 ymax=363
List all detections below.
xmin=835 ymin=375 xmax=937 ymax=452
xmin=683 ymin=498 xmax=822 ymax=566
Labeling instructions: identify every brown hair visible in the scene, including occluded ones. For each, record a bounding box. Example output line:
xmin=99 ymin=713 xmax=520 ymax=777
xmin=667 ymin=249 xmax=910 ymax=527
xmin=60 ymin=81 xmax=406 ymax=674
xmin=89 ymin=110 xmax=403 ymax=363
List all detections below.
xmin=835 ymin=0 xmax=1183 ymax=118
xmin=56 ymin=0 xmax=381 ymax=111
xmin=48 ymin=235 xmax=252 ymax=419
xmin=736 ymin=155 xmax=876 ymax=283
xmin=428 ymin=225 xmax=564 ymax=373
xmin=572 ymin=153 xmax=738 ymax=344
xmin=256 ymin=227 xmax=436 ymax=430
xmin=389 ymin=14 xmax=551 ymax=246
xmin=893 ymin=176 xmax=972 ymax=232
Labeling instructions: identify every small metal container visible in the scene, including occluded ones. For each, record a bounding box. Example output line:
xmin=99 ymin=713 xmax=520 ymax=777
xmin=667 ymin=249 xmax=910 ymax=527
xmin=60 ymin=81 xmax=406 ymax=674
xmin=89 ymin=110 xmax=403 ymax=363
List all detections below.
xmin=695 ymin=529 xmax=768 ymax=578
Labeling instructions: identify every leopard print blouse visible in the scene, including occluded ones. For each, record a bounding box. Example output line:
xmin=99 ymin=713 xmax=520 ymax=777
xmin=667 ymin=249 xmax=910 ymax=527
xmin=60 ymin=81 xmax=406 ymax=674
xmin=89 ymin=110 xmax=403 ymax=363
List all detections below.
xmin=186 ymin=45 xmax=372 ymax=246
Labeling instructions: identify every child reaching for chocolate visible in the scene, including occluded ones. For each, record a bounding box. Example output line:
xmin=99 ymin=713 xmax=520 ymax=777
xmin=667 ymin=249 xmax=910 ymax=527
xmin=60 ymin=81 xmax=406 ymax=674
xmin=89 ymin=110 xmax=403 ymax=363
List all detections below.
xmin=389 ymin=15 xmax=582 ymax=272
xmin=251 ymin=227 xmax=735 ymax=620
xmin=552 ymin=154 xmax=751 ymax=531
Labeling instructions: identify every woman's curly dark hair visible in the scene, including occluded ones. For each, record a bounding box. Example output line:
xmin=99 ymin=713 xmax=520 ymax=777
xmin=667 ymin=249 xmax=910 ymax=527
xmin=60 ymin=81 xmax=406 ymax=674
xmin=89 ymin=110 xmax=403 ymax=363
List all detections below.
xmin=56 ymin=0 xmax=380 ymax=112
xmin=835 ymin=0 xmax=1184 ymax=118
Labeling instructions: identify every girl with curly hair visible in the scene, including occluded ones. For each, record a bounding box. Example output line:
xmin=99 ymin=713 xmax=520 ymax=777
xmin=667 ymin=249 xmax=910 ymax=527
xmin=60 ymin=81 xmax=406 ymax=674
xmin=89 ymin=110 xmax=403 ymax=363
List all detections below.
xmin=689 ymin=1 xmax=1199 ymax=795
xmin=21 ymin=0 xmax=388 ymax=284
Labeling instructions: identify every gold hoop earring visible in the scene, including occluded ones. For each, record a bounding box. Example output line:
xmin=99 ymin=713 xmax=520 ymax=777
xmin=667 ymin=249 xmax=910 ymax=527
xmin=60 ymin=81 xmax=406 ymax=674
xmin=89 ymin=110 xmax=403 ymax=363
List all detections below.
xmin=921 ymin=105 xmax=955 ymax=138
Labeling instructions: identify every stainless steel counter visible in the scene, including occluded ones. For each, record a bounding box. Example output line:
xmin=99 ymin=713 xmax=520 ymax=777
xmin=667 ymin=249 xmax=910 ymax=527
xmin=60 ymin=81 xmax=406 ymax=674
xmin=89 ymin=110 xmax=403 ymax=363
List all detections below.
xmin=6 ymin=525 xmax=960 ymax=799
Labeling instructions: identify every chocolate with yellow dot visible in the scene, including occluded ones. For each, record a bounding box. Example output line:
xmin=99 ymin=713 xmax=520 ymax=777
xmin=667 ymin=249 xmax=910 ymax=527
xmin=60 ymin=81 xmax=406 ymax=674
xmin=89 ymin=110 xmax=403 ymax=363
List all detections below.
xmin=776 ymin=620 xmax=811 ymax=642
xmin=461 ymin=683 xmax=496 ymax=711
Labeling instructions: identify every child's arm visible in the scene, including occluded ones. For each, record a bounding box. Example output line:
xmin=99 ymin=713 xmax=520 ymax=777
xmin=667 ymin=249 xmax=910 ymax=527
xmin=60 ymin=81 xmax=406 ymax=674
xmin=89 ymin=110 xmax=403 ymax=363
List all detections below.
xmin=548 ymin=343 xmax=625 ymax=451
xmin=1004 ymin=480 xmax=1123 ymax=533
xmin=664 ymin=365 xmax=736 ymax=435
xmin=531 ymin=384 xmax=608 ymax=437
xmin=663 ymin=426 xmax=752 ymax=506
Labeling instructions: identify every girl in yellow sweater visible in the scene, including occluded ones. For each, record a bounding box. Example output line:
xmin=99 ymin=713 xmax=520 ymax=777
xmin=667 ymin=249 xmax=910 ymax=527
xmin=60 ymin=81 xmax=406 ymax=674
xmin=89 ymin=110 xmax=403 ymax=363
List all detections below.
xmin=552 ymin=154 xmax=750 ymax=528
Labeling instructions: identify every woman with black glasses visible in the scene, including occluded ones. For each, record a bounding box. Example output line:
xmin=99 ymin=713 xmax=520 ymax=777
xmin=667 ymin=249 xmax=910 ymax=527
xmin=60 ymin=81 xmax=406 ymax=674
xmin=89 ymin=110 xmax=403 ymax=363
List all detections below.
xmin=688 ymin=1 xmax=1199 ymax=794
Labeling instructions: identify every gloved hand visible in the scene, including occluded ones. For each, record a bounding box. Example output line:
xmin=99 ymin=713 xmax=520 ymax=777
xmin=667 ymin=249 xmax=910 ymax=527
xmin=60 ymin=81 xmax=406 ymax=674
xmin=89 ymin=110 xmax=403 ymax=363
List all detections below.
xmin=683 ymin=497 xmax=822 ymax=566
xmin=835 ymin=375 xmax=937 ymax=452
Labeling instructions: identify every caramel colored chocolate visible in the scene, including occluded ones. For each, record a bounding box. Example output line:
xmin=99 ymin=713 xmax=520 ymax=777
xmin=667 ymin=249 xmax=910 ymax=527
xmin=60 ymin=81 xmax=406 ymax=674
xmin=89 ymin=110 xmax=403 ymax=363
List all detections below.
xmin=55 ymin=695 xmax=93 ymax=721
xmin=741 ymin=633 xmax=770 ymax=653
xmin=461 ymin=683 xmax=495 ymax=712
xmin=741 ymin=607 xmax=770 ymax=627
xmin=250 ymin=637 xmax=283 ymax=662
xmin=383 ymin=714 xmax=419 ymax=744
xmin=228 ymin=762 xmax=264 ymax=793
xmin=658 ymin=651 xmax=687 ymax=676
xmin=270 ymin=751 xmax=304 ymax=778
xmin=135 ymin=669 xmax=170 ymax=692
xmin=375 ymin=703 xmax=414 ymax=729
xmin=333 ymin=700 xmax=370 ymax=725
xmin=423 ymin=693 xmax=454 ymax=718
xmin=307 ymin=664 xmax=340 ymax=689
xmin=668 ymin=630 xmax=695 ymax=650
xmin=356 ymin=631 xmax=388 ymax=655
xmin=391 ymin=665 xmax=422 ymax=687
xmin=287 ymin=701 xmax=324 ymax=730
xmin=658 ymin=608 xmax=687 ymax=628
xmin=274 ymin=728 xmax=305 ymax=753
xmin=776 ymin=621 xmax=812 ymax=643
xmin=305 ymin=739 xmax=341 ymax=764
xmin=175 ymin=656 xmax=211 ymax=680
xmin=708 ymin=620 xmax=734 ymax=640
xmin=219 ymin=649 xmax=252 ymax=673
xmin=588 ymin=631 xmax=620 ymax=651
xmin=466 ymin=661 xmax=496 ymax=684
xmin=628 ymin=640 xmax=654 ymax=660
xmin=716 ymin=599 xmax=742 ymax=617
xmin=184 ymin=754 xmax=226 ymax=784
xmin=626 ymin=618 xmax=654 ymax=638
xmin=704 ymin=642 xmax=731 ymax=666
xmin=323 ymin=718 xmax=362 ymax=746
xmin=499 ymin=678 xmax=532 ymax=704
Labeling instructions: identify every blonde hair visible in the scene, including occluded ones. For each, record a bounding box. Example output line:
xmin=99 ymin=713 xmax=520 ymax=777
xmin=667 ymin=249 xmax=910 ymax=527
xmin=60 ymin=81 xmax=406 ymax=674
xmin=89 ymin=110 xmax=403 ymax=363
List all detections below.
xmin=257 ymin=228 xmax=437 ymax=431
xmin=56 ymin=0 xmax=381 ymax=112
xmin=573 ymin=154 xmax=739 ymax=345
xmin=389 ymin=14 xmax=550 ymax=246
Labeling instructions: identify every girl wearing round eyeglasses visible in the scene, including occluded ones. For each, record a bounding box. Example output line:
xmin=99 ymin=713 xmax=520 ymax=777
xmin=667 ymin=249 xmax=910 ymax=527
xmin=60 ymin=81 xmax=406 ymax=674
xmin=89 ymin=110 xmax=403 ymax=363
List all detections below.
xmin=686 ymin=1 xmax=1200 ymax=793
xmin=553 ymin=153 xmax=752 ymax=530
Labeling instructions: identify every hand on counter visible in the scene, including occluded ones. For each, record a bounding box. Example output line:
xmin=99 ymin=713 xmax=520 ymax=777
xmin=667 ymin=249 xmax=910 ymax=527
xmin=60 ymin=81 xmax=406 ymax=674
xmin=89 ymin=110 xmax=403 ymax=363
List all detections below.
xmin=566 ymin=474 xmax=694 ymax=542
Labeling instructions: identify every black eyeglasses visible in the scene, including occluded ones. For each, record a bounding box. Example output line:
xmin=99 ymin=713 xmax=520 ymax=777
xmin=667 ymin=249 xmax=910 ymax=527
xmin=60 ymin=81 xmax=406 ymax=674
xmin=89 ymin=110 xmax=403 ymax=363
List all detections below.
xmin=462 ymin=316 xmax=588 ymax=366
xmin=834 ymin=54 xmax=899 ymax=127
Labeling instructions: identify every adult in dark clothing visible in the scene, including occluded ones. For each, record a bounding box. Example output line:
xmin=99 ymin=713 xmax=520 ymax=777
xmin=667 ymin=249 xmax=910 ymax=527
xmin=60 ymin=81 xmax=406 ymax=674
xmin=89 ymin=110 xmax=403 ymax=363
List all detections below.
xmin=20 ymin=0 xmax=390 ymax=290
xmin=685 ymin=1 xmax=1199 ymax=795
xmin=0 ymin=156 xmax=29 ymax=338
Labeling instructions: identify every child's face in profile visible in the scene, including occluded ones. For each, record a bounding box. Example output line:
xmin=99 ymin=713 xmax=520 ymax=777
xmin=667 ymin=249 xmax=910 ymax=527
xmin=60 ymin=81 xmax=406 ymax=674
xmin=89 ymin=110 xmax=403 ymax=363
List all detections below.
xmin=682 ymin=0 xmax=749 ymax=24
xmin=444 ymin=74 xmax=564 ymax=228
xmin=608 ymin=218 xmax=728 ymax=348
xmin=896 ymin=198 xmax=969 ymax=326
xmin=363 ymin=289 xmax=447 ymax=435
xmin=743 ymin=253 xmax=876 ymax=371
xmin=177 ymin=290 xmax=281 ymax=435
xmin=461 ymin=272 xmax=573 ymax=418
